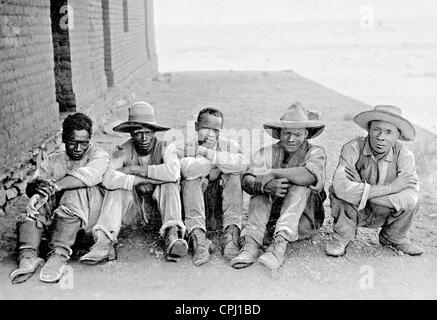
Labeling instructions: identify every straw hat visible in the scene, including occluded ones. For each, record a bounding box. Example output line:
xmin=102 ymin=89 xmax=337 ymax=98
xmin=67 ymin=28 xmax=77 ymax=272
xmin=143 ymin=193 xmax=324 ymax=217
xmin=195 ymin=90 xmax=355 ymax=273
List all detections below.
xmin=353 ymin=105 xmax=415 ymax=141
xmin=113 ymin=101 xmax=170 ymax=133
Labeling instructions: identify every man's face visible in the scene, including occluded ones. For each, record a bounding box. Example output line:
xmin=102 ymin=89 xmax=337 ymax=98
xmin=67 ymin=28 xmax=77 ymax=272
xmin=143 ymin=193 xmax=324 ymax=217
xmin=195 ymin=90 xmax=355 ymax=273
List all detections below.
xmin=279 ymin=128 xmax=308 ymax=153
xmin=368 ymin=120 xmax=400 ymax=155
xmin=131 ymin=128 xmax=155 ymax=155
xmin=195 ymin=114 xmax=223 ymax=149
xmin=65 ymin=129 xmax=91 ymax=161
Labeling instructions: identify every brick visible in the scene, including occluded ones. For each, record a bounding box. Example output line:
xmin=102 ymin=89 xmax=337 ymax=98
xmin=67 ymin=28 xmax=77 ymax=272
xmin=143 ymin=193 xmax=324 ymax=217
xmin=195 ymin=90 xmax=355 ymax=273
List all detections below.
xmin=5 ymin=188 xmax=18 ymax=201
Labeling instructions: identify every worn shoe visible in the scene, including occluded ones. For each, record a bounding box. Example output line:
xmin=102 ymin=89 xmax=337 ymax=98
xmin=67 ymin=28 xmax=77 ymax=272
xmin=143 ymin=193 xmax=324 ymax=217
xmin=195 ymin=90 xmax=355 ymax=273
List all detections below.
xmin=325 ymin=238 xmax=349 ymax=257
xmin=230 ymin=236 xmax=261 ymax=269
xmin=258 ymin=235 xmax=288 ymax=270
xmin=165 ymin=226 xmax=188 ymax=262
xmin=379 ymin=234 xmax=423 ymax=256
xmin=39 ymin=252 xmax=68 ymax=283
xmin=189 ymin=228 xmax=212 ymax=266
xmin=80 ymin=232 xmax=117 ymax=265
xmin=9 ymin=249 xmax=44 ymax=284
xmin=222 ymin=225 xmax=241 ymax=260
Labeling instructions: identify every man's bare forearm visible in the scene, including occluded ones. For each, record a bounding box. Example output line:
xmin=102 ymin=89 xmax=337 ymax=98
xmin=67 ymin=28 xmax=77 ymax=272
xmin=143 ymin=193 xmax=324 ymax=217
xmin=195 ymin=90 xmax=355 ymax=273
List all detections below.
xmin=133 ymin=176 xmax=167 ymax=186
xmin=368 ymin=196 xmax=394 ymax=208
xmin=271 ymin=167 xmax=316 ymax=186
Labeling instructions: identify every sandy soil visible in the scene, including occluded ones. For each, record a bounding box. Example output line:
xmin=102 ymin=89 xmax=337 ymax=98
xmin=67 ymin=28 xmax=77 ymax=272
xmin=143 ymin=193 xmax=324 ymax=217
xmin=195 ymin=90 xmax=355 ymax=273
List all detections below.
xmin=1 ymin=71 xmax=436 ymax=299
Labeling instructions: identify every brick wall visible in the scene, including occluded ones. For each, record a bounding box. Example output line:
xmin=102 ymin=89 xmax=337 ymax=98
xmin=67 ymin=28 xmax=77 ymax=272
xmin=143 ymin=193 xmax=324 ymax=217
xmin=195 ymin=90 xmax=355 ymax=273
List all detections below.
xmin=107 ymin=0 xmax=155 ymax=86
xmin=0 ymin=0 xmax=59 ymax=169
xmin=68 ymin=0 xmax=107 ymax=115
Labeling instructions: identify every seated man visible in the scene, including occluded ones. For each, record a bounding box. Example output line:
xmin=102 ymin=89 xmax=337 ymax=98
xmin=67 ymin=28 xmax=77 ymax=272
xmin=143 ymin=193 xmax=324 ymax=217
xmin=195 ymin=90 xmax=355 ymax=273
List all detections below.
xmin=80 ymin=102 xmax=188 ymax=264
xmin=10 ymin=113 xmax=110 ymax=284
xmin=231 ymin=102 xmax=327 ymax=270
xmin=325 ymin=105 xmax=423 ymax=257
xmin=178 ymin=107 xmax=247 ymax=266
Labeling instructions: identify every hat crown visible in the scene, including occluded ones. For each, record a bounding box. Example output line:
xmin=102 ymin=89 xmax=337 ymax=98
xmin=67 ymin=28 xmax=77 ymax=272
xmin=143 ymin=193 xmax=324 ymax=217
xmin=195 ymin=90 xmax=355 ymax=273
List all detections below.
xmin=374 ymin=105 xmax=402 ymax=117
xmin=128 ymin=101 xmax=156 ymax=123
xmin=279 ymin=102 xmax=309 ymax=122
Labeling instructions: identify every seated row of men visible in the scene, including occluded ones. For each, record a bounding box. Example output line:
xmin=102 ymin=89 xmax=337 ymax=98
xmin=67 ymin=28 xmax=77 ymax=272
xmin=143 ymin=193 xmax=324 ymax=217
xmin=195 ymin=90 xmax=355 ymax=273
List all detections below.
xmin=10 ymin=101 xmax=423 ymax=284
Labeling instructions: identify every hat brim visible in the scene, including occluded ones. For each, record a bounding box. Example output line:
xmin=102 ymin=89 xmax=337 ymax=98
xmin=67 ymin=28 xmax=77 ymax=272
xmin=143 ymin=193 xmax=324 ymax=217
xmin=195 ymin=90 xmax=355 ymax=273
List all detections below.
xmin=353 ymin=111 xmax=415 ymax=141
xmin=113 ymin=121 xmax=171 ymax=133
xmin=263 ymin=121 xmax=325 ymax=139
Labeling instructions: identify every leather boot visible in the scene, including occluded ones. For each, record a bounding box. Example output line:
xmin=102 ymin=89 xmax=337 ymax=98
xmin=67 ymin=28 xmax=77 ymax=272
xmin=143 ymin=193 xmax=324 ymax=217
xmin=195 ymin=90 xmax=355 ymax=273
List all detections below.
xmin=80 ymin=230 xmax=117 ymax=265
xmin=230 ymin=236 xmax=261 ymax=269
xmin=222 ymin=224 xmax=241 ymax=260
xmin=189 ymin=228 xmax=212 ymax=266
xmin=379 ymin=233 xmax=423 ymax=256
xmin=325 ymin=238 xmax=350 ymax=257
xmin=39 ymin=215 xmax=80 ymax=283
xmin=165 ymin=226 xmax=188 ymax=262
xmin=9 ymin=248 xmax=44 ymax=284
xmin=258 ymin=235 xmax=288 ymax=270
xmin=39 ymin=249 xmax=69 ymax=283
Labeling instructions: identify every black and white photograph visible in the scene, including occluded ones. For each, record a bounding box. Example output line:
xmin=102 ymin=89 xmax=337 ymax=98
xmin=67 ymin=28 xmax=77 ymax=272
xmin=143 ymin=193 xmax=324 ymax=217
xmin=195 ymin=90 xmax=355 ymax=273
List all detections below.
xmin=0 ymin=0 xmax=436 ymax=305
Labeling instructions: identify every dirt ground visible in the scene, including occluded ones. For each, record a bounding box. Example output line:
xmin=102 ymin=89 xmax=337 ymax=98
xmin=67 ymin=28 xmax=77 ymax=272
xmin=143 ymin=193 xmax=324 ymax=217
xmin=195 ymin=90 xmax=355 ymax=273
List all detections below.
xmin=1 ymin=71 xmax=437 ymax=299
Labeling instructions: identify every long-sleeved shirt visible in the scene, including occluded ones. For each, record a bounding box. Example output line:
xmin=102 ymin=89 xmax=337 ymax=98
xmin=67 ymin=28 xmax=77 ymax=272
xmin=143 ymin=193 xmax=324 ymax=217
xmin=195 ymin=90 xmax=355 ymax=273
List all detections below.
xmin=332 ymin=136 xmax=419 ymax=211
xmin=34 ymin=145 xmax=110 ymax=187
xmin=242 ymin=140 xmax=327 ymax=194
xmin=102 ymin=138 xmax=180 ymax=190
xmin=177 ymin=138 xmax=248 ymax=180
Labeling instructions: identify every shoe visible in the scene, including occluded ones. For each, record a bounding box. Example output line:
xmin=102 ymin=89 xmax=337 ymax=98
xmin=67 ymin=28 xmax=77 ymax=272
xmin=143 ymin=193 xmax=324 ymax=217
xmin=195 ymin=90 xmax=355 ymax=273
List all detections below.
xmin=9 ymin=249 xmax=44 ymax=284
xmin=165 ymin=226 xmax=188 ymax=262
xmin=39 ymin=252 xmax=68 ymax=283
xmin=230 ymin=236 xmax=261 ymax=269
xmin=258 ymin=235 xmax=288 ymax=270
xmin=325 ymin=238 xmax=349 ymax=257
xmin=379 ymin=234 xmax=423 ymax=256
xmin=80 ymin=232 xmax=117 ymax=265
xmin=222 ymin=225 xmax=241 ymax=260
xmin=189 ymin=228 xmax=212 ymax=266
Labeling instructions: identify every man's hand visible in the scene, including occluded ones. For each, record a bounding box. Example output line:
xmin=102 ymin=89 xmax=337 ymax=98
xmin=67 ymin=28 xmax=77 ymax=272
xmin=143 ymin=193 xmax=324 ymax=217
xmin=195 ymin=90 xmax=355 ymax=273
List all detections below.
xmin=345 ymin=166 xmax=361 ymax=182
xmin=390 ymin=173 xmax=418 ymax=193
xmin=136 ymin=183 xmax=155 ymax=195
xmin=25 ymin=179 xmax=58 ymax=198
xmin=196 ymin=145 xmax=209 ymax=158
xmin=264 ymin=178 xmax=290 ymax=198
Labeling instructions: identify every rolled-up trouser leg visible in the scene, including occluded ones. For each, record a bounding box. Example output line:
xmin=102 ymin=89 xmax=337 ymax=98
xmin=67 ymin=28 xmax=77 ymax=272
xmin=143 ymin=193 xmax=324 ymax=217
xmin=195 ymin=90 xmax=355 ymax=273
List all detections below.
xmin=153 ymin=182 xmax=186 ymax=237
xmin=93 ymin=189 xmax=134 ymax=243
xmin=274 ymin=185 xmax=311 ymax=242
xmin=240 ymin=194 xmax=272 ymax=246
xmin=182 ymin=178 xmax=207 ymax=234
xmin=330 ymin=192 xmax=360 ymax=242
xmin=221 ymin=174 xmax=243 ymax=231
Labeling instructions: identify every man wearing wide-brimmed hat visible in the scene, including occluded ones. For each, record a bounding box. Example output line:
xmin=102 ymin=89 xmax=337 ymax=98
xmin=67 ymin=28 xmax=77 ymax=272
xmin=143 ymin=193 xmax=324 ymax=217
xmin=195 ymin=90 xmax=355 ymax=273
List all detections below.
xmin=80 ymin=102 xmax=188 ymax=264
xmin=326 ymin=105 xmax=423 ymax=257
xmin=231 ymin=102 xmax=327 ymax=270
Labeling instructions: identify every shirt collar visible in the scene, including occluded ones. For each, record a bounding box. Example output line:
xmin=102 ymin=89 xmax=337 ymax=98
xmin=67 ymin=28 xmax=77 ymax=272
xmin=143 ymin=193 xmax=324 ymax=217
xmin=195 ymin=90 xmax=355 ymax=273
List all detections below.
xmin=363 ymin=137 xmax=394 ymax=162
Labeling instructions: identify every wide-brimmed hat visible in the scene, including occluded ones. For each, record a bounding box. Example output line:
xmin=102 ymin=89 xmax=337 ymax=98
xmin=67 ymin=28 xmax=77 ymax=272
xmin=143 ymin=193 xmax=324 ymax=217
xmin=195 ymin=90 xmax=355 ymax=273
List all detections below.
xmin=263 ymin=102 xmax=325 ymax=139
xmin=113 ymin=101 xmax=171 ymax=133
xmin=353 ymin=105 xmax=415 ymax=141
